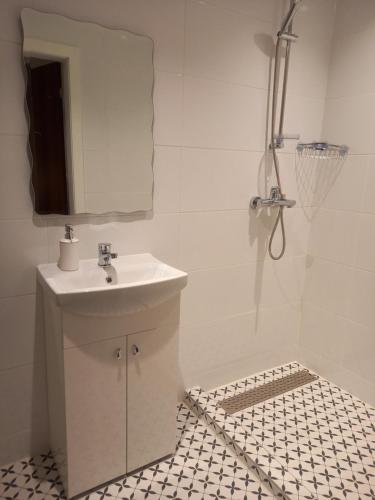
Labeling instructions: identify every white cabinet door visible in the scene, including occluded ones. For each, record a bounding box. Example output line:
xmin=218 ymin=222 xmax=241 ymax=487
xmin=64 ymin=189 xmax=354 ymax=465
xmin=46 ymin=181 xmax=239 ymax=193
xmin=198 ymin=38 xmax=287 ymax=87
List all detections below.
xmin=127 ymin=324 xmax=178 ymax=472
xmin=64 ymin=337 xmax=126 ymax=497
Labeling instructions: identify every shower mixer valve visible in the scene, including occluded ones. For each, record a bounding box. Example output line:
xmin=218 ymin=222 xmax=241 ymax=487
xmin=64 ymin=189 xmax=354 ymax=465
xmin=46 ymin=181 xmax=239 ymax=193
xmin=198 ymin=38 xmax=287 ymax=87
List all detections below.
xmin=250 ymin=186 xmax=296 ymax=210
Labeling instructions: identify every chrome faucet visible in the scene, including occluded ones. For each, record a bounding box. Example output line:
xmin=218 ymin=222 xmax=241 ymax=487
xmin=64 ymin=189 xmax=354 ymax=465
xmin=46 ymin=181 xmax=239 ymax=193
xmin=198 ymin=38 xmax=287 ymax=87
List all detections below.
xmin=250 ymin=186 xmax=296 ymax=210
xmin=98 ymin=243 xmax=118 ymax=267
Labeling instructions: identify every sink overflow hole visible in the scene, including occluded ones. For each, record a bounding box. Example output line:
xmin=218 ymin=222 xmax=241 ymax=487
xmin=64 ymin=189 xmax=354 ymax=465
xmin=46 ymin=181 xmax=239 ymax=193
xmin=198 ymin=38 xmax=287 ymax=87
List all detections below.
xmin=106 ymin=276 xmax=112 ymax=283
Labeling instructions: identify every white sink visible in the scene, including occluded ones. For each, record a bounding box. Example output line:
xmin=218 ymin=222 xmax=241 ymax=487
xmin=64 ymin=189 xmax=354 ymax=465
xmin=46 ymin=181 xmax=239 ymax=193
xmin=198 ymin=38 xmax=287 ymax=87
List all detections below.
xmin=38 ymin=253 xmax=188 ymax=316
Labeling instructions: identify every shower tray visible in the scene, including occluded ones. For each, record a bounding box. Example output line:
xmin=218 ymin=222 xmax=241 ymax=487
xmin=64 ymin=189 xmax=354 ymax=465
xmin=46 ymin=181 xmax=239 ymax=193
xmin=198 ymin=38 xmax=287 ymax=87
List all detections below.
xmin=186 ymin=362 xmax=375 ymax=500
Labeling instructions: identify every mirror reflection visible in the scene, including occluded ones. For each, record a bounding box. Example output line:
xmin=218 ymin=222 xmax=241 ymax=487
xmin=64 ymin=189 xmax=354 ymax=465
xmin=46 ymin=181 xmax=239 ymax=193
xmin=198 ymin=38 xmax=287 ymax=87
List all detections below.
xmin=22 ymin=9 xmax=154 ymax=215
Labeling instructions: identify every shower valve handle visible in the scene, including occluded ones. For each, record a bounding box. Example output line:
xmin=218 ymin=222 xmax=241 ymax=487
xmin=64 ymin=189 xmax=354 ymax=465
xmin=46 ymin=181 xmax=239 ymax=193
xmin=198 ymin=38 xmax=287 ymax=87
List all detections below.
xmin=250 ymin=187 xmax=296 ymax=210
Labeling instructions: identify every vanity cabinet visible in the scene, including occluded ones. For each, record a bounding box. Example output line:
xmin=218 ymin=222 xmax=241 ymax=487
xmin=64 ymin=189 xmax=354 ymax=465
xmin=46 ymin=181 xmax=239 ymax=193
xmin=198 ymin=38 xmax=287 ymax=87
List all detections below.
xmin=64 ymin=337 xmax=127 ymax=495
xmin=42 ymin=293 xmax=181 ymax=499
xmin=127 ymin=325 xmax=177 ymax=472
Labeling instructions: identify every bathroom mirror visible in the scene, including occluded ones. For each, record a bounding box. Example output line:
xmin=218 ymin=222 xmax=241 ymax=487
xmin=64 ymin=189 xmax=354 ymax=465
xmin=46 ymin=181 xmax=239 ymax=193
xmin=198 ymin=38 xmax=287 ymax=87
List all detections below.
xmin=21 ymin=9 xmax=154 ymax=215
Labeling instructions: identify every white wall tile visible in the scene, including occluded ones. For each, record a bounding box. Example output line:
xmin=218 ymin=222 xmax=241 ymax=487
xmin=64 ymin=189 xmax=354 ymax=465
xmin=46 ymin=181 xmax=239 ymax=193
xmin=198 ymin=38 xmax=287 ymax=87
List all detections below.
xmin=180 ymin=312 xmax=256 ymax=385
xmin=277 ymin=152 xmax=315 ymax=208
xmin=0 ymin=0 xmax=32 ymax=43
xmin=303 ymin=257 xmax=349 ymax=317
xmin=198 ymin=344 xmax=302 ymax=392
xmin=346 ymin=266 xmax=375 ymax=328
xmin=0 ymin=219 xmax=48 ymax=298
xmin=153 ymin=146 xmax=181 ymax=214
xmin=356 ymin=214 xmax=375 ymax=272
xmin=309 ymin=208 xmax=359 ymax=266
xmin=294 ymin=0 xmax=336 ymax=43
xmin=254 ymin=302 xmax=301 ymax=352
xmin=180 ymin=301 xmax=300 ymax=388
xmin=333 ymin=0 xmax=375 ymax=37
xmin=297 ymin=344 xmax=375 ymax=407
xmin=288 ymin=34 xmax=332 ymax=101
xmin=153 ymin=71 xmax=183 ymax=146
xmin=318 ymin=155 xmax=368 ymax=211
xmin=204 ymin=0 xmax=281 ymax=25
xmin=183 ymin=75 xmax=268 ymax=151
xmin=323 ymin=94 xmax=375 ymax=155
xmin=0 ymin=363 xmax=48 ymax=443
xmin=258 ymin=256 xmax=306 ymax=308
xmin=0 ymin=427 xmax=49 ymax=468
xmin=181 ymin=256 xmax=305 ymax=327
xmin=120 ymin=214 xmax=181 ymax=267
xmin=0 ymin=294 xmax=44 ymax=371
xmin=181 ymin=148 xmax=260 ymax=212
xmin=180 ymin=211 xmax=261 ymax=270
xmin=179 ymin=207 xmax=308 ymax=270
xmin=301 ymin=302 xmax=353 ymax=366
xmin=363 ymin=159 xmax=375 ymax=214
xmin=255 ymin=207 xmax=310 ymax=260
xmin=301 ymin=302 xmax=375 ymax=388
xmin=341 ymin=319 xmax=375 ymax=383
xmin=0 ymin=135 xmax=33 ymax=220
xmin=185 ymin=0 xmax=273 ymax=89
xmin=281 ymin=94 xmax=326 ymax=154
xmin=327 ymin=28 xmax=375 ymax=99
xmin=180 ymin=264 xmax=257 ymax=326
xmin=282 ymin=208 xmax=310 ymax=258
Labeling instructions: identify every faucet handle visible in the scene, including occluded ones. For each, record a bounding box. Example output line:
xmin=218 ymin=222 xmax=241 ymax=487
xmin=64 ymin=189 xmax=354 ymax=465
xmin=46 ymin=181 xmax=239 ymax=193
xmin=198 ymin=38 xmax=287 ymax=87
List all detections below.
xmin=98 ymin=242 xmax=118 ymax=267
xmin=270 ymin=186 xmax=282 ymax=200
xmin=98 ymin=242 xmax=111 ymax=253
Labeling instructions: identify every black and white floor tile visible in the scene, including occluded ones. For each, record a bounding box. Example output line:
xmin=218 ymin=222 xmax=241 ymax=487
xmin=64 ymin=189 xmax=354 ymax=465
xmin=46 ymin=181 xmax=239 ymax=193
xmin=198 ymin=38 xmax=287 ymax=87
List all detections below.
xmin=0 ymin=451 xmax=64 ymax=499
xmin=187 ymin=362 xmax=375 ymax=500
xmin=0 ymin=404 xmax=277 ymax=500
xmin=2 ymin=363 xmax=374 ymax=500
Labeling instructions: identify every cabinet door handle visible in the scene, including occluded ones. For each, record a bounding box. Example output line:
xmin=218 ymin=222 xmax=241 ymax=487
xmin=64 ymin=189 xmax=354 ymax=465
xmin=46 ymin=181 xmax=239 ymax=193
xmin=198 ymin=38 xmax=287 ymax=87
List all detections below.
xmin=116 ymin=348 xmax=122 ymax=360
xmin=131 ymin=344 xmax=140 ymax=356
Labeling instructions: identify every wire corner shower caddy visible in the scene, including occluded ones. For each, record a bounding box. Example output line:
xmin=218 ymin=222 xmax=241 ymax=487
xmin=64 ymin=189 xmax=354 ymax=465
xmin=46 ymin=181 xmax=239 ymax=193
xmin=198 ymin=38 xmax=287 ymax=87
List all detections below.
xmin=297 ymin=142 xmax=349 ymax=160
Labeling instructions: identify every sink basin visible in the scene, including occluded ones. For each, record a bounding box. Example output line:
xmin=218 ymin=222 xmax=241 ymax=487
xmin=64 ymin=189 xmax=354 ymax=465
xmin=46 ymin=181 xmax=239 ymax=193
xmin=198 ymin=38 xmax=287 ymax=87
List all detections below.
xmin=38 ymin=253 xmax=188 ymax=316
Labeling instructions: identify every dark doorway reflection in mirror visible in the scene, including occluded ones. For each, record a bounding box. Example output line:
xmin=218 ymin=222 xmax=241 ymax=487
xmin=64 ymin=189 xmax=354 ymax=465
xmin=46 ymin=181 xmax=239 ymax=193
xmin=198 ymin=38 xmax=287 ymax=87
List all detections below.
xmin=26 ymin=59 xmax=69 ymax=215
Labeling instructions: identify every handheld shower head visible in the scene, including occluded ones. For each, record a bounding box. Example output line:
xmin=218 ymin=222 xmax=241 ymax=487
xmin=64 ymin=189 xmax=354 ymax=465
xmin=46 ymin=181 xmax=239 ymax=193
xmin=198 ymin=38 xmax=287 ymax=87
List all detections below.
xmin=278 ymin=0 xmax=302 ymax=36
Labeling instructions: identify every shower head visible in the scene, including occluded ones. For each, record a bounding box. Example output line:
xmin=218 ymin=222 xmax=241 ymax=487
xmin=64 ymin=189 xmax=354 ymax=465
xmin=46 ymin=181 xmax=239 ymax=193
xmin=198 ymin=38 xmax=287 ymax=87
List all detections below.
xmin=278 ymin=0 xmax=302 ymax=36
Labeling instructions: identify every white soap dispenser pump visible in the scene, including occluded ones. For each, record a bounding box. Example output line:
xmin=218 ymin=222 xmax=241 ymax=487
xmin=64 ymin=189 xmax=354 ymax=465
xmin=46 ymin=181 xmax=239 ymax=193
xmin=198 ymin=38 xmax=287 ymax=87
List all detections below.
xmin=58 ymin=224 xmax=79 ymax=271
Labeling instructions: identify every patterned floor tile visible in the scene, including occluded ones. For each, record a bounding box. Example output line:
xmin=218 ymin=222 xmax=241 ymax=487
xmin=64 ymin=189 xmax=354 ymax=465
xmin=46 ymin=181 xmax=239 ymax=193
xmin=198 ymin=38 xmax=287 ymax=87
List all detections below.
xmin=3 ymin=363 xmax=373 ymax=500
xmin=187 ymin=362 xmax=375 ymax=500
xmin=0 ymin=404 xmax=276 ymax=500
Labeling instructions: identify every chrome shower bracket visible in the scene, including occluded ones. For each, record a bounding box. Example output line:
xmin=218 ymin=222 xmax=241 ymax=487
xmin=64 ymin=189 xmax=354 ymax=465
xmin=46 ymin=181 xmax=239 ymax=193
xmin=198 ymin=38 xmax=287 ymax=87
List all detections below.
xmin=272 ymin=133 xmax=301 ymax=149
xmin=278 ymin=32 xmax=298 ymax=42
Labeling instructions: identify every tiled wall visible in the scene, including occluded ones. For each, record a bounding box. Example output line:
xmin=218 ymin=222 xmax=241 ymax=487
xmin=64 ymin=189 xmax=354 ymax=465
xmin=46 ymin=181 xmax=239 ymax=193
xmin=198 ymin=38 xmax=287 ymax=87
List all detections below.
xmin=178 ymin=0 xmax=336 ymax=388
xmin=300 ymin=0 xmax=375 ymax=405
xmin=0 ymin=0 xmax=335 ymax=465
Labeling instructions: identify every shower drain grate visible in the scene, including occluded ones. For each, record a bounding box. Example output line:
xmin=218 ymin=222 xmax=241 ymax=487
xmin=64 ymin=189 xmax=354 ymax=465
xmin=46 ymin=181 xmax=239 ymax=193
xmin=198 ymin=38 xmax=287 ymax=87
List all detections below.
xmin=219 ymin=369 xmax=318 ymax=414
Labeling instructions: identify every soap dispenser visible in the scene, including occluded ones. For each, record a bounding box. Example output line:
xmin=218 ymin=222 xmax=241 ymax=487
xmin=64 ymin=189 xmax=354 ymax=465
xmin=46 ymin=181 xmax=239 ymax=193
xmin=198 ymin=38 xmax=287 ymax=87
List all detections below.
xmin=58 ymin=224 xmax=79 ymax=271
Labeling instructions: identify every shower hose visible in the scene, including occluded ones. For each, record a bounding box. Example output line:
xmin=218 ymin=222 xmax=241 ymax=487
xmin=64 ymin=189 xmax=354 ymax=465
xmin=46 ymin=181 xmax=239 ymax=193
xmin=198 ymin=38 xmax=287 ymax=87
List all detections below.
xmin=268 ymin=36 xmax=287 ymax=261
